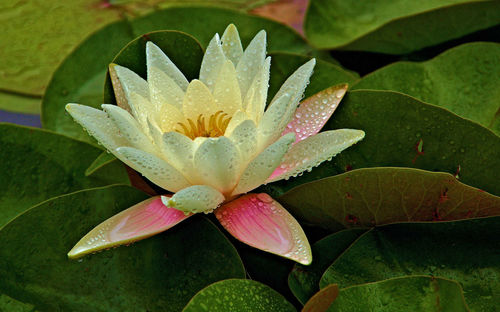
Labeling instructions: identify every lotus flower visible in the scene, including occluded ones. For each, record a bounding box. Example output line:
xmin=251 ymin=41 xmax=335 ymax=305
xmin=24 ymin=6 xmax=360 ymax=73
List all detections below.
xmin=65 ymin=24 xmax=364 ymax=265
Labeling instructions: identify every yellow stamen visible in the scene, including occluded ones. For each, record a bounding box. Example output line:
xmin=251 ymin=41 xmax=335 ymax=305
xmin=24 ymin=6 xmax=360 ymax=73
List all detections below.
xmin=176 ymin=111 xmax=231 ymax=139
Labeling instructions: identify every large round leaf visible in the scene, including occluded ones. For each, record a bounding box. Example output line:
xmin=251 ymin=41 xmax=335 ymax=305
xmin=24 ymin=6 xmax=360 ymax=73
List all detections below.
xmin=305 ymin=0 xmax=500 ymax=54
xmin=182 ymin=279 xmax=296 ymax=312
xmin=268 ymin=53 xmax=359 ymax=102
xmin=267 ymin=90 xmax=500 ymax=196
xmin=288 ymin=229 xmax=366 ymax=304
xmin=278 ymin=168 xmax=500 ymax=231
xmin=353 ymin=42 xmax=500 ymax=135
xmin=326 ymin=276 xmax=469 ymax=312
xmin=42 ymin=6 xmax=310 ymax=142
xmin=0 ymin=124 xmax=128 ymax=228
xmin=0 ymin=185 xmax=245 ymax=312
xmin=0 ymin=0 xmax=123 ymax=113
xmin=320 ymin=216 xmax=500 ymax=312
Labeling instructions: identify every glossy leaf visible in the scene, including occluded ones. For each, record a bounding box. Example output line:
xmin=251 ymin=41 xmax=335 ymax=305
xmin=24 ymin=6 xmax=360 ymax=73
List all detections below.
xmin=182 ymin=279 xmax=296 ymax=312
xmin=84 ymin=151 xmax=117 ymax=177
xmin=266 ymin=90 xmax=500 ymax=196
xmin=268 ymin=53 xmax=359 ymax=102
xmin=0 ymin=0 xmax=123 ymax=113
xmin=279 ymin=167 xmax=500 ymax=231
xmin=42 ymin=6 xmax=311 ymax=142
xmin=0 ymin=293 xmax=36 ymax=312
xmin=327 ymin=276 xmax=469 ymax=312
xmin=0 ymin=124 xmax=129 ymax=228
xmin=0 ymin=185 xmax=245 ymax=312
xmin=320 ymin=217 xmax=500 ymax=312
xmin=305 ymin=0 xmax=500 ymax=54
xmin=353 ymin=42 xmax=500 ymax=135
xmin=288 ymin=229 xmax=366 ymax=304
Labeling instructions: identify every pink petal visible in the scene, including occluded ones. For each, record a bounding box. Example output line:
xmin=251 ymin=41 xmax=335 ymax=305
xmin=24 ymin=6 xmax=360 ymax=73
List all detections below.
xmin=282 ymin=84 xmax=347 ymax=144
xmin=215 ymin=193 xmax=312 ymax=265
xmin=68 ymin=196 xmax=191 ymax=259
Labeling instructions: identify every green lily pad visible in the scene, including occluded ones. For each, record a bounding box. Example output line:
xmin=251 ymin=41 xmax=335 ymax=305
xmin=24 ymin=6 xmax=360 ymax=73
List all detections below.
xmin=0 ymin=294 xmax=36 ymax=312
xmin=42 ymin=6 xmax=310 ymax=142
xmin=0 ymin=185 xmax=245 ymax=312
xmin=182 ymin=279 xmax=296 ymax=312
xmin=0 ymin=0 xmax=122 ymax=103
xmin=0 ymin=124 xmax=129 ymax=228
xmin=0 ymin=92 xmax=41 ymax=115
xmin=320 ymin=216 xmax=500 ymax=312
xmin=327 ymin=276 xmax=469 ymax=312
xmin=85 ymin=152 xmax=119 ymax=177
xmin=304 ymin=0 xmax=500 ymax=54
xmin=353 ymin=42 xmax=500 ymax=135
xmin=279 ymin=168 xmax=500 ymax=231
xmin=131 ymin=6 xmax=309 ymax=53
xmin=268 ymin=53 xmax=359 ymax=102
xmin=267 ymin=90 xmax=500 ymax=196
xmin=288 ymin=229 xmax=366 ymax=304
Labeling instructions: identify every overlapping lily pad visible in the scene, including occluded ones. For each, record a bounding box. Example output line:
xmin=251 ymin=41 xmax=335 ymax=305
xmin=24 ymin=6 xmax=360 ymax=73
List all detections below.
xmin=320 ymin=217 xmax=500 ymax=312
xmin=268 ymin=53 xmax=359 ymax=101
xmin=0 ymin=185 xmax=245 ymax=312
xmin=42 ymin=6 xmax=310 ymax=142
xmin=0 ymin=124 xmax=129 ymax=228
xmin=326 ymin=276 xmax=469 ymax=311
xmin=279 ymin=167 xmax=500 ymax=231
xmin=288 ymin=229 xmax=366 ymax=304
xmin=305 ymin=0 xmax=500 ymax=54
xmin=353 ymin=42 xmax=500 ymax=135
xmin=182 ymin=279 xmax=295 ymax=312
xmin=267 ymin=90 xmax=500 ymax=196
xmin=0 ymin=0 xmax=123 ymax=113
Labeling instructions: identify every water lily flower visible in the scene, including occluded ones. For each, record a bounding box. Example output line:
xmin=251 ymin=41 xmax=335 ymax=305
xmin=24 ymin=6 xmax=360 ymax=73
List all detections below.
xmin=65 ymin=24 xmax=364 ymax=265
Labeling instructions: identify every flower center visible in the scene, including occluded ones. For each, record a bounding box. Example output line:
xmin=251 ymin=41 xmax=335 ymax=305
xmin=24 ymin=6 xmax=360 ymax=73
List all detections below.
xmin=176 ymin=111 xmax=231 ymax=139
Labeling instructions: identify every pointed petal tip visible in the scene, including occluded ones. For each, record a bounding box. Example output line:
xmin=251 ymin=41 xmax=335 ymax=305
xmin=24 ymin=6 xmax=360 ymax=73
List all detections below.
xmin=215 ymin=193 xmax=312 ymax=265
xmin=67 ymin=196 xmax=191 ymax=260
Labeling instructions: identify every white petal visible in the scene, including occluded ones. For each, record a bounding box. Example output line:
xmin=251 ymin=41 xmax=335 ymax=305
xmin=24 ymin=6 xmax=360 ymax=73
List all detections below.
xmin=116 ymin=147 xmax=190 ymax=192
xmin=157 ymin=102 xmax=184 ymax=132
xmin=213 ymin=60 xmax=242 ymax=115
xmin=147 ymin=118 xmax=163 ymax=146
xmin=199 ymin=34 xmax=226 ymax=91
xmin=232 ymin=133 xmax=295 ymax=196
xmin=236 ymin=30 xmax=266 ymax=99
xmin=224 ymin=110 xmax=250 ymax=137
xmin=270 ymin=58 xmax=315 ymax=107
xmin=163 ymin=185 xmax=225 ymax=214
xmin=114 ymin=65 xmax=149 ymax=102
xmin=193 ymin=136 xmax=240 ymax=193
xmin=65 ymin=104 xmax=128 ymax=151
xmin=128 ymin=92 xmax=156 ymax=132
xmin=161 ymin=131 xmax=196 ymax=181
xmin=146 ymin=41 xmax=188 ymax=91
xmin=267 ymin=129 xmax=365 ymax=183
xmin=228 ymin=119 xmax=258 ymax=164
xmin=243 ymin=56 xmax=271 ymax=122
xmin=102 ymin=104 xmax=156 ymax=154
xmin=148 ymin=66 xmax=184 ymax=110
xmin=221 ymin=24 xmax=243 ymax=65
xmin=257 ymin=92 xmax=292 ymax=149
xmin=182 ymin=80 xmax=216 ymax=121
